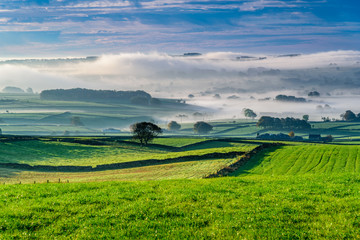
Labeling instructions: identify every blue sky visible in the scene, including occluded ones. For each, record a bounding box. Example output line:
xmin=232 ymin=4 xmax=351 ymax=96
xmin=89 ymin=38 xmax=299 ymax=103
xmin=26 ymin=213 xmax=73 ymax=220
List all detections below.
xmin=0 ymin=0 xmax=359 ymax=57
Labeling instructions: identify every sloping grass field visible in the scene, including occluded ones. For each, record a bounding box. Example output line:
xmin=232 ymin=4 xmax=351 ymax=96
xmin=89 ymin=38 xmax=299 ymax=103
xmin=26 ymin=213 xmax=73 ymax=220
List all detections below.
xmin=1 ymin=174 xmax=360 ymax=239
xmin=232 ymin=144 xmax=360 ymax=176
xmin=2 ymin=136 xmax=360 ymax=238
xmin=0 ymin=139 xmax=257 ymax=167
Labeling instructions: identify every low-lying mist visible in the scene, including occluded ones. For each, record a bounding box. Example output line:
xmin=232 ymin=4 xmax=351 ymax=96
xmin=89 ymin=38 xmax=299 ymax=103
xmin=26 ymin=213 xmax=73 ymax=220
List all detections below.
xmin=1 ymin=50 xmax=360 ymax=121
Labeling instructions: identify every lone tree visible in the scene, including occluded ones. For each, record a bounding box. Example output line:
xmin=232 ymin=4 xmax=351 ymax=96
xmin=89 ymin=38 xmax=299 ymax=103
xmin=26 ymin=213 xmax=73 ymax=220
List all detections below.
xmin=130 ymin=122 xmax=162 ymax=145
xmin=302 ymin=115 xmax=309 ymax=122
xmin=194 ymin=121 xmax=213 ymax=134
xmin=168 ymin=121 xmax=181 ymax=131
xmin=243 ymin=108 xmax=257 ymax=119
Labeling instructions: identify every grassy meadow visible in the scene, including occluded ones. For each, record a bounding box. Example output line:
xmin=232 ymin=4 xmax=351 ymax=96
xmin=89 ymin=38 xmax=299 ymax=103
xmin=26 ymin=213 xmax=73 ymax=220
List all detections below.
xmin=1 ymin=174 xmax=360 ymax=239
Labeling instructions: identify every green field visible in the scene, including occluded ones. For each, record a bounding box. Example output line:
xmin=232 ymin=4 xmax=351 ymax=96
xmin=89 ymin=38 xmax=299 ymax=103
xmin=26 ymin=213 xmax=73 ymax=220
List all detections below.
xmin=0 ymin=158 xmax=238 ymax=184
xmin=0 ymin=138 xmax=257 ymax=167
xmin=1 ymin=174 xmax=360 ymax=239
xmin=233 ymin=144 xmax=360 ymax=176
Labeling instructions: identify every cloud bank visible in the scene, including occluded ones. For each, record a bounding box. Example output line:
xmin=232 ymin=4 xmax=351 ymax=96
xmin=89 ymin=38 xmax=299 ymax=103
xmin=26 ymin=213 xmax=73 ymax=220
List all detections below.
xmin=1 ymin=51 xmax=360 ymax=95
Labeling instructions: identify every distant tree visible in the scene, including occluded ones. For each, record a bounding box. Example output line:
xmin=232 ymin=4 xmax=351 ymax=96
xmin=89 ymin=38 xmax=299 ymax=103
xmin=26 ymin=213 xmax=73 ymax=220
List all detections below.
xmin=343 ymin=110 xmax=357 ymax=121
xmin=194 ymin=121 xmax=213 ymax=134
xmin=227 ymin=95 xmax=239 ymax=99
xmin=193 ymin=112 xmax=204 ymax=119
xmin=26 ymin=87 xmax=34 ymax=94
xmin=130 ymin=122 xmax=162 ymax=145
xmin=71 ymin=116 xmax=84 ymax=126
xmin=308 ymin=91 xmax=320 ymax=97
xmin=188 ymin=94 xmax=194 ymax=98
xmin=302 ymin=115 xmax=309 ymax=122
xmin=243 ymin=108 xmax=257 ymax=119
xmin=256 ymin=116 xmax=274 ymax=129
xmin=275 ymin=95 xmax=306 ymax=102
xmin=257 ymin=116 xmax=311 ymax=130
xmin=213 ymin=94 xmax=221 ymax=99
xmin=0 ymin=128 xmax=2 ymax=135
xmin=321 ymin=117 xmax=330 ymax=122
xmin=168 ymin=121 xmax=181 ymax=131
xmin=288 ymin=131 xmax=295 ymax=138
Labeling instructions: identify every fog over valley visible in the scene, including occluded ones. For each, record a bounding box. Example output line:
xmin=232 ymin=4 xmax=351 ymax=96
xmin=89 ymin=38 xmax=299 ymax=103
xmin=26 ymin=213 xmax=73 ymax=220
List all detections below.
xmin=1 ymin=50 xmax=360 ymax=121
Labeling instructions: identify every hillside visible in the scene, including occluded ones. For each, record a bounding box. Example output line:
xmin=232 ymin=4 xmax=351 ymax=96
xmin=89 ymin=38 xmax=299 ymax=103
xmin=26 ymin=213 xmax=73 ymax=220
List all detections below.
xmin=232 ymin=144 xmax=360 ymax=176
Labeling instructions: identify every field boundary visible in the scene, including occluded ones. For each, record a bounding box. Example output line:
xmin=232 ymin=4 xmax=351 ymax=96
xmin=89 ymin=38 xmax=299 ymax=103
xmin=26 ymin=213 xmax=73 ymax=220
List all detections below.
xmin=204 ymin=143 xmax=284 ymax=178
xmin=0 ymin=150 xmax=247 ymax=172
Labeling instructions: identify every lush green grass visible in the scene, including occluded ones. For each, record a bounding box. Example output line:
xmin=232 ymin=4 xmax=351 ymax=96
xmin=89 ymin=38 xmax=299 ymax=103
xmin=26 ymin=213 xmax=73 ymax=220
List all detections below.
xmin=0 ymin=139 xmax=256 ymax=167
xmin=233 ymin=144 xmax=360 ymax=176
xmin=1 ymin=174 xmax=360 ymax=239
xmin=147 ymin=137 xmax=208 ymax=147
xmin=0 ymin=140 xmax=166 ymax=166
xmin=0 ymin=158 xmax=238 ymax=184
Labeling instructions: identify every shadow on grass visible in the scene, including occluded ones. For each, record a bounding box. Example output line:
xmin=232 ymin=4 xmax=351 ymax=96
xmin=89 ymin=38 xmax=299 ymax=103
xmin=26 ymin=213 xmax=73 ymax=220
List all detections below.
xmin=0 ymin=168 xmax=20 ymax=179
xmin=230 ymin=145 xmax=284 ymax=177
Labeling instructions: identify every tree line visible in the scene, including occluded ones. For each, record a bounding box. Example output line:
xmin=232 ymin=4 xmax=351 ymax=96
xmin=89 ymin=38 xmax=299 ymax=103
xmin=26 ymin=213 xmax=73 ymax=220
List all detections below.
xmin=257 ymin=116 xmax=311 ymax=130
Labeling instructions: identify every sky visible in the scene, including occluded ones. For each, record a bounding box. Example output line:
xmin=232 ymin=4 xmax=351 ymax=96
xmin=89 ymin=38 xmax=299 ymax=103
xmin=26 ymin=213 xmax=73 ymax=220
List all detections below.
xmin=0 ymin=0 xmax=359 ymax=57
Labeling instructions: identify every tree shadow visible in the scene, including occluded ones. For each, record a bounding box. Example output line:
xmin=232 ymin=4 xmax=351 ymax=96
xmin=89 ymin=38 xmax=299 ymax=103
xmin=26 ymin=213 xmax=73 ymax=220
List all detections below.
xmin=230 ymin=145 xmax=284 ymax=177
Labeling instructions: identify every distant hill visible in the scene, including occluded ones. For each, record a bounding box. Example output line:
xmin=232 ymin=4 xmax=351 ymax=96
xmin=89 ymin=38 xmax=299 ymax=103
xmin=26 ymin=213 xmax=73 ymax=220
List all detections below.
xmin=2 ymin=86 xmax=24 ymax=93
xmin=40 ymin=88 xmax=152 ymax=103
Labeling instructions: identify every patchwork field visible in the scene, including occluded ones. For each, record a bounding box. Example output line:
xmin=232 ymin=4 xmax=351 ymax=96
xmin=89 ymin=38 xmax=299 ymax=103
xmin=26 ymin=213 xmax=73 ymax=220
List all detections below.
xmin=0 ymin=138 xmax=257 ymax=167
xmin=232 ymin=144 xmax=360 ymax=176
xmin=0 ymin=137 xmax=259 ymax=184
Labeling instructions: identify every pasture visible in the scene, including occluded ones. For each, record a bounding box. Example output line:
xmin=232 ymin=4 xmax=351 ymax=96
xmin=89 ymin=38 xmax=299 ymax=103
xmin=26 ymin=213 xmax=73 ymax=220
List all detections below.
xmin=232 ymin=144 xmax=360 ymax=176
xmin=1 ymin=174 xmax=360 ymax=239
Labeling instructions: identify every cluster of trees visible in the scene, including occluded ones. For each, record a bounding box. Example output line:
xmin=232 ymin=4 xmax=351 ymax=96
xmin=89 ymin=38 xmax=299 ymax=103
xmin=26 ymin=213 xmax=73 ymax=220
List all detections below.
xmin=167 ymin=121 xmax=181 ymax=131
xmin=257 ymin=116 xmax=311 ymax=130
xmin=341 ymin=110 xmax=360 ymax=121
xmin=40 ymin=88 xmax=152 ymax=103
xmin=275 ymin=95 xmax=306 ymax=102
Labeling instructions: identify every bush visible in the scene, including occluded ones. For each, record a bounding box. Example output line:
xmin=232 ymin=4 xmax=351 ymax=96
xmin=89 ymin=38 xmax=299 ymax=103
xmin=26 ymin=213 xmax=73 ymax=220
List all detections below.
xmin=168 ymin=121 xmax=181 ymax=131
xmin=194 ymin=121 xmax=213 ymax=134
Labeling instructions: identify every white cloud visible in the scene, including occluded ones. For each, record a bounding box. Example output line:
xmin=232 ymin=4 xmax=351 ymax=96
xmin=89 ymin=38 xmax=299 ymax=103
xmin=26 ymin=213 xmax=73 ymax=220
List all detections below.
xmin=238 ymin=0 xmax=297 ymax=11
